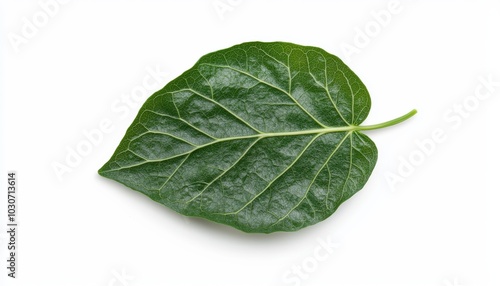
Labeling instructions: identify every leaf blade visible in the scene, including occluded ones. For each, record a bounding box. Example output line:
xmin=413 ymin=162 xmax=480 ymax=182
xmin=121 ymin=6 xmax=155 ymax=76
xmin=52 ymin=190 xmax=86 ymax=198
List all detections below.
xmin=99 ymin=41 xmax=380 ymax=233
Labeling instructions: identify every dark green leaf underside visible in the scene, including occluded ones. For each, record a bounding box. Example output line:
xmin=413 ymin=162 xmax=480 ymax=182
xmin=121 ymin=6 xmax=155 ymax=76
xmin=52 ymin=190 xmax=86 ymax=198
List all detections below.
xmin=99 ymin=42 xmax=379 ymax=233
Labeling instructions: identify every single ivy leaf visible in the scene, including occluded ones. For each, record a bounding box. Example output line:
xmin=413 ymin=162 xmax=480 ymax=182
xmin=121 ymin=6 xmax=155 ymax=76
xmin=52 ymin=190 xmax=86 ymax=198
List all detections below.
xmin=99 ymin=42 xmax=416 ymax=233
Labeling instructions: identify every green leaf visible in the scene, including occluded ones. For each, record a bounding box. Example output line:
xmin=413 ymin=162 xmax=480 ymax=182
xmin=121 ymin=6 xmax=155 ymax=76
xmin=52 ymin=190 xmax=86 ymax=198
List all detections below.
xmin=98 ymin=42 xmax=416 ymax=233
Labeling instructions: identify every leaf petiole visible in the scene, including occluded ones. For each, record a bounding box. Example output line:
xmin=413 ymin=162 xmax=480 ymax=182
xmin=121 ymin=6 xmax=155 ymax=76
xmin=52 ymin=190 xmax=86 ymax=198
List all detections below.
xmin=355 ymin=109 xmax=417 ymax=131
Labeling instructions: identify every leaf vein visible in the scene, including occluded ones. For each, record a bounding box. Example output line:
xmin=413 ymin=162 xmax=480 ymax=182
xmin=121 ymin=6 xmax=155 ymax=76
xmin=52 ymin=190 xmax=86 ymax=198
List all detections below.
xmin=199 ymin=63 xmax=327 ymax=128
xmin=157 ymin=154 xmax=191 ymax=198
xmin=223 ymin=133 xmax=322 ymax=216
xmin=144 ymin=109 xmax=217 ymax=140
xmin=339 ymin=134 xmax=354 ymax=203
xmin=175 ymin=87 xmax=263 ymax=134
xmin=183 ymin=138 xmax=261 ymax=204
xmin=306 ymin=52 xmax=350 ymax=126
xmin=271 ymin=133 xmax=350 ymax=226
xmin=336 ymin=68 xmax=355 ymax=124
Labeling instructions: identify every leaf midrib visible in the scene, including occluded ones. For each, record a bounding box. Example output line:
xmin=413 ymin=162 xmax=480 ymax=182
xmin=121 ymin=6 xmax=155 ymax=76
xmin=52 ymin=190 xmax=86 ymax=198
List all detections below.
xmin=100 ymin=126 xmax=359 ymax=173
xmin=101 ymin=108 xmax=417 ymax=174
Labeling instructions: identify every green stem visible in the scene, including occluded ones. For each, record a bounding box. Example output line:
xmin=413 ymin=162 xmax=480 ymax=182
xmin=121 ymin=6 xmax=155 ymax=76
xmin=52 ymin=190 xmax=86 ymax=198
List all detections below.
xmin=356 ymin=109 xmax=417 ymax=131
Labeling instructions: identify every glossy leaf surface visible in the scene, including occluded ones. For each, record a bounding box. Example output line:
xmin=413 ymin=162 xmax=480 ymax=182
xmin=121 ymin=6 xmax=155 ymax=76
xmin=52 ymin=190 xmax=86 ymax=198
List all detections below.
xmin=99 ymin=42 xmax=415 ymax=233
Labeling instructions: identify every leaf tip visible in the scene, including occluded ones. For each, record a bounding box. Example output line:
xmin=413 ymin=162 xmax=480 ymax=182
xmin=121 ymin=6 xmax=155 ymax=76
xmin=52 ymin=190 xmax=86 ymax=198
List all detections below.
xmin=97 ymin=165 xmax=108 ymax=177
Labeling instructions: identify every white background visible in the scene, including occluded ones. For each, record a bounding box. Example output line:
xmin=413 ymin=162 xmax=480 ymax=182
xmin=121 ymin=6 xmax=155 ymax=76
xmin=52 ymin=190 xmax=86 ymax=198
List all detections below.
xmin=1 ymin=1 xmax=499 ymax=285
